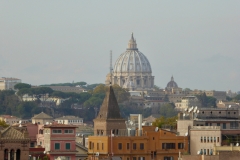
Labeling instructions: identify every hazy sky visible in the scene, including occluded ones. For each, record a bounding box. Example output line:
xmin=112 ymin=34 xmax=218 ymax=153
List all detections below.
xmin=0 ymin=1 xmax=240 ymax=92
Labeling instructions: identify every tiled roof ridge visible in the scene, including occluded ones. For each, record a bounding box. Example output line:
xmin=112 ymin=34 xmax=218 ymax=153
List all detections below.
xmin=32 ymin=112 xmax=53 ymax=119
xmin=1 ymin=126 xmax=11 ymax=134
xmin=95 ymin=86 xmax=123 ymax=120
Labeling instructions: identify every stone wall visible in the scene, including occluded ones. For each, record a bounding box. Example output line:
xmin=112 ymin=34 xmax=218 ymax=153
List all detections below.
xmin=219 ymin=151 xmax=240 ymax=160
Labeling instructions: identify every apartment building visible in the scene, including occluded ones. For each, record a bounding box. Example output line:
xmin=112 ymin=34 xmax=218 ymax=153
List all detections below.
xmin=88 ymin=86 xmax=188 ymax=160
xmin=177 ymin=107 xmax=240 ymax=156
xmin=0 ymin=77 xmax=21 ymax=90
xmin=44 ymin=123 xmax=78 ymax=160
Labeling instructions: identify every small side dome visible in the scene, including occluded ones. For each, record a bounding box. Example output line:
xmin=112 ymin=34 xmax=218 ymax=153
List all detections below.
xmin=166 ymin=76 xmax=178 ymax=90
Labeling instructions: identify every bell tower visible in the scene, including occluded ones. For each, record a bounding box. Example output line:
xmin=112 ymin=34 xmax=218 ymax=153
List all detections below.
xmin=93 ymin=86 xmax=126 ymax=136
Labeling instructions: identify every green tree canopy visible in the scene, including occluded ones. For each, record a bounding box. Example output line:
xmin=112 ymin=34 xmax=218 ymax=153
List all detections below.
xmin=14 ymin=83 xmax=31 ymax=90
xmin=0 ymin=120 xmax=9 ymax=128
xmin=196 ymin=92 xmax=217 ymax=107
xmin=152 ymin=116 xmax=177 ymax=129
xmin=233 ymin=94 xmax=240 ymax=101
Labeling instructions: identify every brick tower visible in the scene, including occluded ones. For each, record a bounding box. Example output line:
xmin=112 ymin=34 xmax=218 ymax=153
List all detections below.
xmin=93 ymin=86 xmax=126 ymax=136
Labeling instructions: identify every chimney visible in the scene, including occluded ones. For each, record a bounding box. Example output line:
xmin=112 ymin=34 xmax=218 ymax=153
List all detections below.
xmin=138 ymin=114 xmax=142 ymax=136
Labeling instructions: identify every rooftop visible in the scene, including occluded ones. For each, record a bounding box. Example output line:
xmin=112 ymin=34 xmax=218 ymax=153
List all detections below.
xmin=32 ymin=112 xmax=53 ymax=119
xmin=0 ymin=126 xmax=30 ymax=140
xmin=0 ymin=77 xmax=21 ymax=80
xmin=55 ymin=116 xmax=83 ymax=120
xmin=44 ymin=123 xmax=78 ymax=128
xmin=0 ymin=115 xmax=19 ymax=119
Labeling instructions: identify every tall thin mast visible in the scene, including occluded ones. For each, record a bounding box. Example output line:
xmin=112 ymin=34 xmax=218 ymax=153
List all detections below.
xmin=110 ymin=50 xmax=112 ymax=85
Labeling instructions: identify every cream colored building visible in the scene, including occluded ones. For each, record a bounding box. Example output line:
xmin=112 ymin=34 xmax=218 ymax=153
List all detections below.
xmin=0 ymin=115 xmax=20 ymax=125
xmin=190 ymin=126 xmax=221 ymax=155
xmin=31 ymin=112 xmax=54 ymax=124
xmin=105 ymin=33 xmax=154 ymax=91
xmin=55 ymin=115 xmax=83 ymax=125
xmin=0 ymin=77 xmax=21 ymax=90
xmin=175 ymin=96 xmax=201 ymax=111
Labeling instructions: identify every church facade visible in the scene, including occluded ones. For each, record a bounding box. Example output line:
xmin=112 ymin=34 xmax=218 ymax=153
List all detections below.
xmin=105 ymin=33 xmax=154 ymax=91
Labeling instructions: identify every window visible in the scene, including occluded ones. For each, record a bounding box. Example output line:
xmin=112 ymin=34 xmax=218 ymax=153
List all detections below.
xmin=30 ymin=142 xmax=35 ymax=148
xmin=118 ymin=143 xmax=122 ymax=150
xmin=133 ymin=143 xmax=137 ymax=150
xmin=64 ymin=129 xmax=73 ymax=134
xmin=138 ymin=157 xmax=145 ymax=160
xmin=52 ymin=130 xmax=62 ymax=134
xmin=217 ymin=137 xmax=219 ymax=143
xmin=217 ymin=123 xmax=220 ymax=126
xmin=164 ymin=157 xmax=174 ymax=160
xmin=140 ymin=143 xmax=144 ymax=150
xmin=102 ymin=143 xmax=104 ymax=150
xmin=223 ymin=123 xmax=226 ymax=129
xmin=178 ymin=143 xmax=184 ymax=149
xmin=65 ymin=143 xmax=71 ymax=150
xmin=127 ymin=143 xmax=130 ymax=150
xmin=97 ymin=143 xmax=99 ymax=150
xmin=162 ymin=143 xmax=175 ymax=149
xmin=55 ymin=143 xmax=60 ymax=150
xmin=133 ymin=157 xmax=137 ymax=160
xmin=54 ymin=156 xmax=70 ymax=160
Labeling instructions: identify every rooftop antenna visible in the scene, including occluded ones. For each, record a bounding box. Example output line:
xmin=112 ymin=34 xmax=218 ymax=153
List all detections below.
xmin=110 ymin=50 xmax=113 ymax=85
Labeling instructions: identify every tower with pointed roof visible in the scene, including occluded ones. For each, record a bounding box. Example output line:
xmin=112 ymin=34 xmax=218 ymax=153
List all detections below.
xmin=105 ymin=33 xmax=154 ymax=91
xmin=93 ymin=85 xmax=126 ymax=136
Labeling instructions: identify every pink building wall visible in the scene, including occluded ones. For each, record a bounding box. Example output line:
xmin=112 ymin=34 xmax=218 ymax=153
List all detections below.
xmin=44 ymin=124 xmax=77 ymax=160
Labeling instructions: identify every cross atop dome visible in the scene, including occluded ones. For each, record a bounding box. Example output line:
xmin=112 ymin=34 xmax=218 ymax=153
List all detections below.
xmin=127 ymin=33 xmax=138 ymax=50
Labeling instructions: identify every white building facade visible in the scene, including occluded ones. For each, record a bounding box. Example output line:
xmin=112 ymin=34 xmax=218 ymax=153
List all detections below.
xmin=0 ymin=77 xmax=21 ymax=90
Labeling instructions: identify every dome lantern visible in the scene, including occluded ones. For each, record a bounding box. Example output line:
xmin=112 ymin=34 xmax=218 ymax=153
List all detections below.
xmin=127 ymin=33 xmax=138 ymax=50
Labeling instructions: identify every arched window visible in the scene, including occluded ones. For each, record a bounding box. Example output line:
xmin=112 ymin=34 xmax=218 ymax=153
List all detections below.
xmin=16 ymin=149 xmax=21 ymax=160
xmin=10 ymin=149 xmax=14 ymax=160
xmin=4 ymin=149 xmax=8 ymax=160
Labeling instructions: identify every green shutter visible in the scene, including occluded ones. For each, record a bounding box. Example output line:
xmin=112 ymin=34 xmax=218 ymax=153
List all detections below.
xmin=55 ymin=143 xmax=60 ymax=150
xmin=66 ymin=143 xmax=71 ymax=150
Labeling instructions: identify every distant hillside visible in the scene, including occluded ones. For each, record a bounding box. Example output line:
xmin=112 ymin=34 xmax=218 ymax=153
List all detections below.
xmin=40 ymin=82 xmax=103 ymax=90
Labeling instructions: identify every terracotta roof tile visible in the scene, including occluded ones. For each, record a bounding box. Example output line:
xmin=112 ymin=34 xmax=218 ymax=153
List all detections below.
xmin=32 ymin=112 xmax=53 ymax=119
xmin=95 ymin=86 xmax=123 ymax=120
xmin=0 ymin=126 xmax=29 ymax=140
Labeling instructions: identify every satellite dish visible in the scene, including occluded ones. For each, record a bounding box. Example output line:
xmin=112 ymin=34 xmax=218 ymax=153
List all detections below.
xmin=185 ymin=132 xmax=188 ymax=136
xmin=19 ymin=120 xmax=22 ymax=124
xmin=197 ymin=151 xmax=200 ymax=155
xmin=197 ymin=110 xmax=199 ymax=113
xmin=184 ymin=108 xmax=187 ymax=111
xmin=46 ymin=122 xmax=49 ymax=125
xmin=155 ymin=127 xmax=159 ymax=132
xmin=194 ymin=106 xmax=198 ymax=110
xmin=183 ymin=113 xmax=186 ymax=117
xmin=229 ymin=105 xmax=231 ymax=108
xmin=95 ymin=152 xmax=99 ymax=156
xmin=236 ymin=143 xmax=239 ymax=146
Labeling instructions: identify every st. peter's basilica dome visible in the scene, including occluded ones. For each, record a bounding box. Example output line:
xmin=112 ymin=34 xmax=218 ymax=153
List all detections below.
xmin=106 ymin=33 xmax=154 ymax=91
xmin=113 ymin=34 xmax=152 ymax=73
